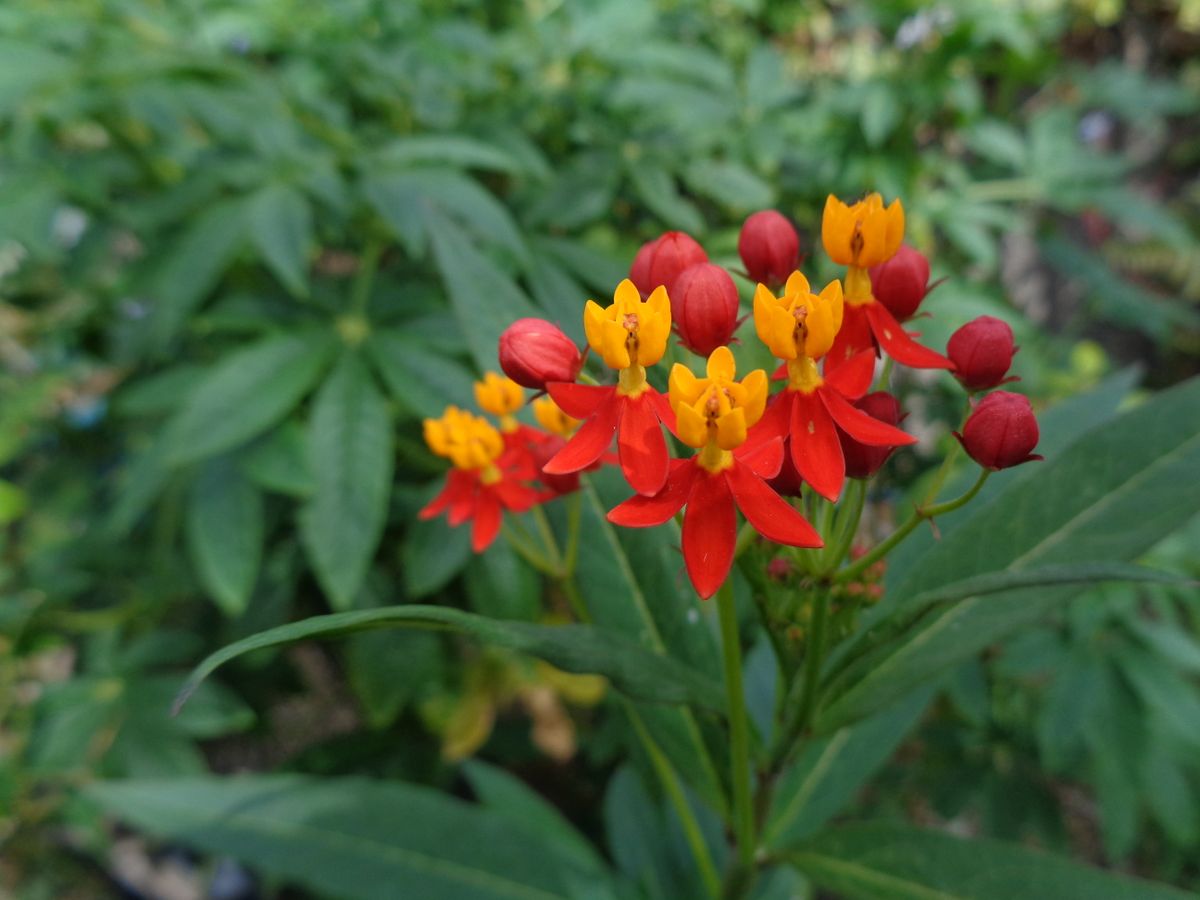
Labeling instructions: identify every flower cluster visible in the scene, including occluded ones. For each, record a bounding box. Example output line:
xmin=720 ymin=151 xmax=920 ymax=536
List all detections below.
xmin=419 ymin=192 xmax=1042 ymax=597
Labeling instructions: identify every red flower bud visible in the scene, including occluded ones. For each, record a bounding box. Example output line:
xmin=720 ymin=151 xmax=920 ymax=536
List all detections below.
xmin=498 ymin=318 xmax=584 ymax=390
xmin=868 ymin=244 xmax=930 ymax=321
xmin=671 ymin=263 xmax=740 ymax=357
xmin=533 ymin=436 xmax=580 ymax=495
xmin=955 ymin=391 xmax=1042 ymax=470
xmin=629 ymin=231 xmax=708 ymax=296
xmin=837 ymin=392 xmax=905 ymax=479
xmin=946 ymin=316 xmax=1017 ymax=391
xmin=768 ymin=440 xmax=804 ymax=498
xmin=738 ymin=211 xmax=800 ymax=288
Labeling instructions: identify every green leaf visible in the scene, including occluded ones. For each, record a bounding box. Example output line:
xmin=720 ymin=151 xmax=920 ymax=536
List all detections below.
xmin=248 ymin=182 xmax=312 ymax=297
xmin=88 ymin=774 xmax=581 ymax=900
xmin=366 ymin=329 xmax=477 ymax=420
xmin=185 ymin=458 xmax=263 ymax=616
xmin=300 ymin=354 xmax=394 ymax=610
xmin=427 ymin=211 xmax=539 ymax=371
xmin=821 ymin=377 xmax=1200 ymax=732
xmin=164 ymin=331 xmax=335 ymax=466
xmin=575 ymin=475 xmax=726 ymax=813
xmin=861 ymin=84 xmax=900 ymax=148
xmin=145 ymin=198 xmax=248 ymax=349
xmin=765 ymin=688 xmax=933 ymax=848
xmin=463 ymin=761 xmax=608 ymax=877
xmin=377 ymin=135 xmax=527 ymax=175
xmin=174 ymin=604 xmax=724 ymax=716
xmin=240 ymin=421 xmax=314 ymax=497
xmin=465 ymin=541 xmax=541 ymax=621
xmin=784 ymin=824 xmax=1192 ymax=900
xmin=682 ymin=160 xmax=774 ymax=213
xmin=402 ymin=514 xmax=474 ymax=598
xmin=628 ymin=163 xmax=704 ymax=234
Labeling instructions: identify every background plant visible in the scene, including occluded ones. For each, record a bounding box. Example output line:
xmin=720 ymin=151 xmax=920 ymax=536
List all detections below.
xmin=2 ymin=0 xmax=1198 ymax=897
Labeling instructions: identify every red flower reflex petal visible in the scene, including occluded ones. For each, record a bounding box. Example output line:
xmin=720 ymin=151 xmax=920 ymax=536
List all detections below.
xmin=735 ymin=434 xmax=785 ymax=480
xmin=471 ymin=489 xmax=502 ymax=552
xmin=682 ymin=469 xmax=737 ymax=599
xmin=820 ymin=385 xmax=916 ymax=448
xmin=865 ymin=302 xmax=953 ymax=370
xmin=542 ymin=392 xmax=620 ymax=475
xmin=791 ymin=390 xmax=844 ymax=501
xmin=824 ymin=350 xmax=876 ymax=400
xmin=618 ymin=391 xmax=670 ymax=496
xmin=418 ymin=469 xmax=474 ymax=520
xmin=827 ymin=304 xmax=874 ymax=371
xmin=726 ymin=462 xmax=822 ymax=548
xmin=547 ymin=382 xmax=614 ymax=419
xmin=607 ymin=459 xmax=698 ymax=527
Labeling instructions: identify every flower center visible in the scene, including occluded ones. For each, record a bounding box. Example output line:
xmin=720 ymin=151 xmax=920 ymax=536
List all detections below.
xmin=844 ymin=266 xmax=873 ymax=306
xmin=697 ymin=441 xmax=733 ymax=473
xmin=479 ymin=464 xmax=502 ymax=485
xmin=617 ymin=363 xmax=648 ymax=397
xmin=786 ymin=356 xmax=824 ymax=393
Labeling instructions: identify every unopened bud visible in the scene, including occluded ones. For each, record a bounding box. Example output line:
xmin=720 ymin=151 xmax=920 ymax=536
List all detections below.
xmin=671 ymin=263 xmax=740 ymax=357
xmin=955 ymin=391 xmax=1042 ymax=470
xmin=837 ymin=392 xmax=904 ymax=479
xmin=738 ymin=211 xmax=800 ymax=289
xmin=947 ymin=316 xmax=1017 ymax=391
xmin=869 ymin=244 xmax=931 ymax=321
xmin=498 ymin=318 xmax=584 ymax=390
xmin=629 ymin=231 xmax=707 ymax=296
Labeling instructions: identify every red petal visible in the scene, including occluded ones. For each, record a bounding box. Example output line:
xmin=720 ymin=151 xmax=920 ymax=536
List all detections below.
xmin=618 ymin=392 xmax=669 ymax=496
xmin=820 ymin=386 xmax=916 ymax=447
xmin=492 ymin=479 xmax=544 ymax=513
xmin=771 ymin=361 xmax=788 ymax=382
xmin=726 ymin=462 xmax=823 ymax=548
xmin=648 ymin=387 xmax=679 ymax=439
xmin=826 ymin=304 xmax=875 ymax=372
xmin=542 ymin=394 xmax=620 ymax=474
xmin=865 ymin=302 xmax=953 ymax=370
xmin=745 ymin=390 xmax=793 ymax=451
xmin=824 ymin=350 xmax=876 ymax=400
xmin=471 ymin=490 xmax=502 ymax=552
xmin=735 ymin=434 xmax=784 ymax=480
xmin=682 ymin=470 xmax=736 ymax=600
xmin=790 ymin=390 xmax=844 ymax=501
xmin=547 ymin=382 xmax=615 ymax=418
xmin=607 ymin=458 xmax=698 ymax=527
xmin=418 ymin=470 xmax=470 ymax=520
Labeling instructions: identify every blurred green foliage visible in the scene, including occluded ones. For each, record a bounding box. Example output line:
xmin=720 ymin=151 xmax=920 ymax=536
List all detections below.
xmin=1 ymin=0 xmax=1199 ymax=897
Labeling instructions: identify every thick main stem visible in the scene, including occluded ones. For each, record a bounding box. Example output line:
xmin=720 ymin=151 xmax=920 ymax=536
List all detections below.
xmin=716 ymin=579 xmax=755 ymax=868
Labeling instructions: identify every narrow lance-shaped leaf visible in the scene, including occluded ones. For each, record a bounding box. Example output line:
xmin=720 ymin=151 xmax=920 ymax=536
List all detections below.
xmin=784 ymin=824 xmax=1193 ymax=900
xmin=248 ymin=182 xmax=312 ymax=298
xmin=174 ymin=604 xmax=725 ymax=716
xmin=88 ymin=775 xmax=592 ymax=900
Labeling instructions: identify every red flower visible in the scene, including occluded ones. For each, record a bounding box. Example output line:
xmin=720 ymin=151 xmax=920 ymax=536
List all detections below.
xmin=826 ymin=296 xmax=953 ymax=373
xmin=609 ymin=438 xmax=820 ymax=599
xmin=419 ymin=452 xmax=546 ymax=552
xmin=754 ymin=351 xmax=916 ymax=500
xmin=541 ymin=381 xmax=675 ymax=496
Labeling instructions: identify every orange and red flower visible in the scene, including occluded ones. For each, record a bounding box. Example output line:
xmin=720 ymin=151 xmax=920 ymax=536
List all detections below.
xmin=751 ymin=272 xmax=916 ymax=500
xmin=543 ymin=279 xmax=675 ymax=496
xmin=607 ymin=347 xmax=821 ymax=599
xmin=419 ymin=406 xmax=546 ymax=552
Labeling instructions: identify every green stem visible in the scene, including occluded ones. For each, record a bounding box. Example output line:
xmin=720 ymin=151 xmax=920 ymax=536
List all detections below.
xmin=562 ymin=491 xmax=583 ymax=578
xmin=822 ymin=478 xmax=866 ymax=573
xmin=874 ymin=356 xmax=894 ymax=392
xmin=530 ymin=505 xmax=564 ymax=572
xmin=793 ymin=589 xmax=830 ymax=738
xmin=835 ymin=468 xmax=991 ymax=584
xmin=627 ymin=708 xmax=723 ymax=898
xmin=502 ymin=523 xmax=558 ymax=576
xmin=717 ymin=579 xmax=755 ymax=867
xmin=351 ymin=239 xmax=384 ymax=317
